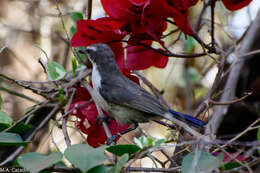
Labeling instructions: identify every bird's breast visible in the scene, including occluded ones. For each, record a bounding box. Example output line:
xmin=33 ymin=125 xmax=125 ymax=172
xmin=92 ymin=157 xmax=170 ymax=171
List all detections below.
xmin=91 ymin=65 xmax=111 ymax=110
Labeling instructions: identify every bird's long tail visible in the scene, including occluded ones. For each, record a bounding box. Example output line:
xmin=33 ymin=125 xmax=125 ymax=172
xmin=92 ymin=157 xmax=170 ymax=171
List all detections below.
xmin=168 ymin=109 xmax=206 ymax=129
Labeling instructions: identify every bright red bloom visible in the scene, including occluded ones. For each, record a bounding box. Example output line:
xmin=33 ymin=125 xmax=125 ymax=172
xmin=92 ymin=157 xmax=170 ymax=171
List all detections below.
xmin=101 ymin=0 xmax=166 ymax=43
xmin=163 ymin=0 xmax=197 ymax=35
xmin=71 ymin=17 xmax=126 ymax=59
xmin=71 ymin=17 xmax=125 ymax=47
xmin=117 ymin=41 xmax=168 ymax=70
xmin=69 ymin=87 xmax=130 ymax=148
xmin=101 ymin=0 xmax=196 ymax=40
xmin=221 ymin=0 xmax=252 ymax=11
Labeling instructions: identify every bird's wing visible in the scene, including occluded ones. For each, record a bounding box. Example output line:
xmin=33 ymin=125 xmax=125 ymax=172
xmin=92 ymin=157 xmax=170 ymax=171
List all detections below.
xmin=99 ymin=76 xmax=167 ymax=116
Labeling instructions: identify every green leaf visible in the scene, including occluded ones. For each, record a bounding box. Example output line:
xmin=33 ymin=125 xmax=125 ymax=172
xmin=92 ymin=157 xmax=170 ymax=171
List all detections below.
xmin=222 ymin=161 xmax=240 ymax=170
xmin=47 ymin=62 xmax=67 ymax=81
xmin=18 ymin=152 xmax=63 ymax=173
xmin=87 ymin=165 xmax=111 ymax=173
xmin=70 ymin=12 xmax=84 ymax=24
xmin=8 ymin=122 xmax=33 ymax=134
xmin=75 ymin=47 xmax=87 ymax=64
xmin=58 ymin=87 xmax=64 ymax=104
xmin=66 ymin=64 xmax=86 ymax=79
xmin=177 ymin=67 xmax=200 ymax=88
xmin=70 ymin=26 xmax=77 ymax=37
xmin=0 ymin=94 xmax=2 ymax=108
xmin=0 ymin=110 xmax=13 ymax=131
xmin=257 ymin=127 xmax=260 ymax=155
xmin=72 ymin=58 xmax=78 ymax=78
xmin=154 ymin=139 xmax=166 ymax=147
xmin=183 ymin=35 xmax=195 ymax=53
xmin=114 ymin=154 xmax=129 ymax=173
xmin=106 ymin=144 xmax=140 ymax=157
xmin=189 ymin=68 xmax=200 ymax=84
xmin=64 ymin=144 xmax=105 ymax=173
xmin=134 ymin=136 xmax=148 ymax=148
xmin=134 ymin=136 xmax=165 ymax=148
xmin=182 ymin=151 xmax=224 ymax=173
xmin=0 ymin=132 xmax=29 ymax=146
xmin=34 ymin=44 xmax=49 ymax=61
xmin=69 ymin=12 xmax=83 ymax=37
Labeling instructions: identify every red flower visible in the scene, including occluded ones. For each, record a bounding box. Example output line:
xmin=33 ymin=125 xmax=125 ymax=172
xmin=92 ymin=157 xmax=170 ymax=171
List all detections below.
xmin=221 ymin=0 xmax=252 ymax=11
xmin=101 ymin=0 xmax=165 ymax=43
xmin=101 ymin=0 xmax=196 ymax=41
xmin=162 ymin=0 xmax=197 ymax=35
xmin=69 ymin=87 xmax=130 ymax=148
xmin=71 ymin=17 xmax=126 ymax=59
xmin=117 ymin=41 xmax=168 ymax=70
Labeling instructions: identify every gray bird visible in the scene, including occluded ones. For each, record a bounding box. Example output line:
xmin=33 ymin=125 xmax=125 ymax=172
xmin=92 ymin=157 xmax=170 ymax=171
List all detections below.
xmin=80 ymin=43 xmax=205 ymax=141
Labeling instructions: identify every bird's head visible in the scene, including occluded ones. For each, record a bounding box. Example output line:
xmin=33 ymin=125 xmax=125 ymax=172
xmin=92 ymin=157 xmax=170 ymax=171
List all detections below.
xmin=82 ymin=43 xmax=115 ymax=66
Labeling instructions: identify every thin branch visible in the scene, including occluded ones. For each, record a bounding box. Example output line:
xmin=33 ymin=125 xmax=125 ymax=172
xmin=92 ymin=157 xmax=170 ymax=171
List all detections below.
xmin=0 ymin=85 xmax=39 ymax=103
xmin=87 ymin=0 xmax=92 ymax=19
xmin=112 ymin=40 xmax=207 ymax=58
xmin=209 ymin=92 xmax=252 ymax=105
xmin=54 ymin=0 xmax=77 ymax=58
xmin=61 ymin=89 xmax=76 ymax=147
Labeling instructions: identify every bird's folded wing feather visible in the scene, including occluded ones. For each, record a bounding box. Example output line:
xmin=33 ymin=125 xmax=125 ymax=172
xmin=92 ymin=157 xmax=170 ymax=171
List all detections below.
xmin=99 ymin=77 xmax=167 ymax=116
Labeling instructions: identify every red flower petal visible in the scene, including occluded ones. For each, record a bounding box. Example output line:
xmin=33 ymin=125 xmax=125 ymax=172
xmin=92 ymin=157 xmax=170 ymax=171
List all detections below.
xmin=116 ymin=43 xmax=168 ymax=70
xmin=70 ymin=91 xmax=130 ymax=148
xmin=141 ymin=0 xmax=194 ymax=36
xmin=165 ymin=0 xmax=194 ymax=35
xmin=101 ymin=0 xmax=167 ymax=43
xmin=129 ymin=0 xmax=147 ymax=5
xmin=221 ymin=0 xmax=252 ymax=11
xmin=72 ymin=87 xmax=91 ymax=102
xmin=101 ymin=0 xmax=140 ymax=22
xmin=86 ymin=120 xmax=130 ymax=148
xmin=85 ymin=124 xmax=107 ymax=148
xmin=71 ymin=17 xmax=126 ymax=60
xmin=71 ymin=17 xmax=125 ymax=47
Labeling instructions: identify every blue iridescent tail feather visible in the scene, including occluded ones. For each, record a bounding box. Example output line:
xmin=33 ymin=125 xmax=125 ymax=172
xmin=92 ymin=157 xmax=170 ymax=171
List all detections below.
xmin=168 ymin=109 xmax=206 ymax=129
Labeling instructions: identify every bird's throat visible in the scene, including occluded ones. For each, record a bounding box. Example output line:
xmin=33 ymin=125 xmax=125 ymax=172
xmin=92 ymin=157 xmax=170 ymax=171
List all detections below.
xmin=92 ymin=64 xmax=102 ymax=90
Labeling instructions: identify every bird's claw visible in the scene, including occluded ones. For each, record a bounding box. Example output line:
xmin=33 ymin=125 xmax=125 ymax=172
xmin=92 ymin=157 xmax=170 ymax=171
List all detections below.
xmin=106 ymin=135 xmax=120 ymax=145
xmin=96 ymin=114 xmax=109 ymax=125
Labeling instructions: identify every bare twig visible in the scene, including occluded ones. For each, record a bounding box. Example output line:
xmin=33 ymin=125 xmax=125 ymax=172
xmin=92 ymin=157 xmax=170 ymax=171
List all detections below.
xmin=0 ymin=85 xmax=39 ymax=103
xmin=61 ymin=88 xmax=76 ymax=147
xmin=209 ymin=92 xmax=252 ymax=105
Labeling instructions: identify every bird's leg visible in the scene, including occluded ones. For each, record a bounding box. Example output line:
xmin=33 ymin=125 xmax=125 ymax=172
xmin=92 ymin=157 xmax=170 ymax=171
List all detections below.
xmin=106 ymin=123 xmax=138 ymax=145
xmin=96 ymin=114 xmax=113 ymax=125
